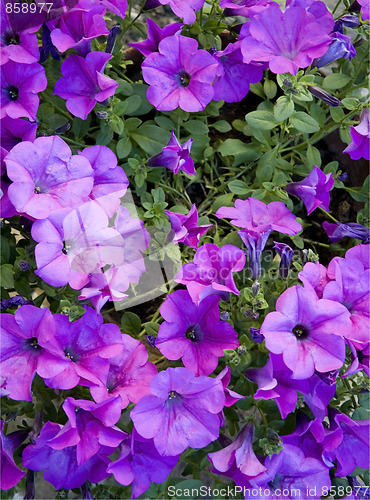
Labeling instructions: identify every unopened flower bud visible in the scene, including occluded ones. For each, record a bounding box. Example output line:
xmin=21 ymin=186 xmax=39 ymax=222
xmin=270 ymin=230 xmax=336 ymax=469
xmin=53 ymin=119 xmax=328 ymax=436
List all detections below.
xmin=308 ymin=86 xmax=341 ymax=107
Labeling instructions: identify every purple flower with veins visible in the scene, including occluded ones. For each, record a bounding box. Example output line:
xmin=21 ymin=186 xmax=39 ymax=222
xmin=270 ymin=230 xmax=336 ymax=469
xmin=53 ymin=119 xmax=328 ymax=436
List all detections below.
xmin=175 ymin=243 xmax=246 ymax=304
xmin=1 ymin=61 xmax=47 ymax=120
xmin=240 ymin=3 xmax=332 ymax=75
xmin=48 ymin=6 xmax=109 ymax=56
xmin=90 ymin=334 xmax=157 ymax=408
xmin=156 ymin=0 xmax=205 ymax=24
xmin=47 ymin=396 xmax=125 ymax=465
xmin=345 ymin=244 xmax=370 ymax=268
xmin=216 ymin=366 xmax=244 ymax=407
xmin=343 ymin=340 xmax=370 ymax=378
xmin=298 ymin=261 xmax=331 ymax=298
xmin=212 ymin=41 xmax=264 ymax=103
xmin=156 ymin=290 xmax=239 ymax=376
xmin=313 ymin=31 xmax=356 ymax=68
xmin=41 ymin=308 xmax=123 ymax=391
xmin=5 ymin=135 xmax=93 ymax=219
xmin=22 ymin=421 xmax=115 ymax=489
xmin=54 ymin=52 xmax=118 ymax=120
xmin=0 ymin=305 xmax=66 ymax=401
xmin=165 ymin=204 xmax=211 ymax=249
xmin=260 ymin=283 xmax=352 ymax=379
xmin=220 ymin=0 xmax=273 ymax=17
xmin=209 ymin=422 xmax=266 ymax=478
xmin=273 ymin=242 xmax=294 ymax=279
xmin=32 ymin=201 xmax=126 ymax=288
xmin=142 ymin=34 xmax=218 ymax=112
xmin=147 ymin=130 xmax=195 ymax=175
xmin=323 ymin=221 xmax=370 ymax=244
xmin=131 ymin=367 xmax=225 ymax=456
xmin=343 ymin=108 xmax=370 ymax=161
xmin=1 ymin=421 xmax=27 ymax=490
xmin=129 ymin=18 xmax=183 ymax=56
xmin=107 ymin=430 xmax=179 ymax=499
xmin=285 ymin=166 xmax=334 ymax=215
xmin=0 ymin=116 xmax=38 ymax=153
xmin=78 ymin=145 xmax=129 ymax=217
xmin=76 ymin=0 xmax=128 ymax=18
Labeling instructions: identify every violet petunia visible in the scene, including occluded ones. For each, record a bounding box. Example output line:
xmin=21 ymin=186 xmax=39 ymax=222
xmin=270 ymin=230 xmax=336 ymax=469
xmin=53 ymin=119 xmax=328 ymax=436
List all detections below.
xmin=156 ymin=0 xmax=205 ymax=24
xmin=342 ymin=340 xmax=370 ymax=378
xmin=5 ymin=135 xmax=94 ymax=219
xmin=77 ymin=0 xmax=128 ymax=18
xmin=54 ymin=52 xmax=118 ymax=120
xmin=322 ymin=221 xmax=370 ymax=244
xmin=260 ymin=283 xmax=352 ymax=379
xmin=285 ymin=166 xmax=334 ymax=215
xmin=131 ymin=367 xmax=225 ymax=456
xmin=273 ymin=241 xmax=294 ymax=279
xmin=174 ymin=243 xmax=246 ymax=304
xmin=90 ymin=334 xmax=157 ymax=408
xmin=0 ymin=305 xmax=66 ymax=401
xmin=358 ymin=0 xmax=370 ymax=20
xmin=165 ymin=204 xmax=211 ymax=248
xmin=107 ymin=430 xmax=179 ymax=498
xmin=0 ymin=421 xmax=26 ymax=490
xmin=47 ymin=396 xmax=126 ymax=465
xmin=220 ymin=0 xmax=273 ymax=17
xmin=216 ymin=366 xmax=244 ymax=407
xmin=41 ymin=307 xmax=124 ymax=390
xmin=0 ymin=61 xmax=47 ymax=120
xmin=0 ymin=116 xmax=38 ymax=153
xmin=147 ymin=130 xmax=195 ymax=175
xmin=22 ymin=421 xmax=114 ymax=489
xmin=156 ymin=290 xmax=239 ymax=376
xmin=343 ymin=108 xmax=370 ymax=161
xmin=240 ymin=3 xmax=332 ymax=75
xmin=313 ymin=31 xmax=356 ymax=68
xmin=298 ymin=261 xmax=331 ymax=298
xmin=142 ymin=34 xmax=218 ymax=112
xmin=129 ymin=18 xmax=183 ymax=57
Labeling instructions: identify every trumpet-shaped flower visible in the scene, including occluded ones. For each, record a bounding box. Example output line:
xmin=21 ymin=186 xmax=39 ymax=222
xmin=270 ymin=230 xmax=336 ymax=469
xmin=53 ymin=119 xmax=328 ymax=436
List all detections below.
xmin=129 ymin=18 xmax=183 ymax=56
xmin=147 ymin=130 xmax=195 ymax=175
xmin=165 ymin=204 xmax=211 ymax=248
xmin=343 ymin=108 xmax=370 ymax=161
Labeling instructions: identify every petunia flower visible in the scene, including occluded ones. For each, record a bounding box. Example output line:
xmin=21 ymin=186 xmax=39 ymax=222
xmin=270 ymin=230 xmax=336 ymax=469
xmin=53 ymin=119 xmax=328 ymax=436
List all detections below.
xmin=147 ymin=130 xmax=195 ymax=175
xmin=156 ymin=290 xmax=239 ymax=376
xmin=358 ymin=0 xmax=370 ymax=20
xmin=54 ymin=51 xmax=118 ymax=120
xmin=343 ymin=108 xmax=370 ymax=161
xmin=5 ymin=135 xmax=94 ymax=219
xmin=107 ymin=430 xmax=179 ymax=498
xmin=142 ymin=34 xmax=218 ymax=112
xmin=220 ymin=0 xmax=273 ymax=17
xmin=0 ymin=421 xmax=27 ymax=490
xmin=260 ymin=283 xmax=352 ymax=379
xmin=298 ymin=261 xmax=331 ymax=298
xmin=285 ymin=166 xmax=334 ymax=215
xmin=0 ymin=116 xmax=38 ymax=153
xmin=22 ymin=421 xmax=116 ymax=489
xmin=76 ymin=0 xmax=128 ymax=18
xmin=131 ymin=367 xmax=225 ymax=456
xmin=240 ymin=3 xmax=332 ymax=75
xmin=175 ymin=243 xmax=246 ymax=304
xmin=0 ymin=61 xmax=47 ymax=120
xmin=155 ymin=0 xmax=205 ymax=24
xmin=165 ymin=204 xmax=211 ymax=248
xmin=322 ymin=221 xmax=370 ymax=244
xmin=39 ymin=23 xmax=60 ymax=63
xmin=90 ymin=334 xmax=157 ymax=408
xmin=129 ymin=18 xmax=183 ymax=57
xmin=273 ymin=241 xmax=294 ymax=279
xmin=313 ymin=30 xmax=356 ymax=68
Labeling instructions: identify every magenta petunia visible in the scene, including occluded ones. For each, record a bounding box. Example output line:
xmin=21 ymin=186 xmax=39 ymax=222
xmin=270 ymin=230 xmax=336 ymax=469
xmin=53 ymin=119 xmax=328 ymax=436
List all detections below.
xmin=175 ymin=243 xmax=246 ymax=304
xmin=220 ymin=0 xmax=273 ymax=17
xmin=343 ymin=108 xmax=370 ymax=161
xmin=5 ymin=135 xmax=94 ymax=219
xmin=90 ymin=334 xmax=157 ymax=408
xmin=156 ymin=290 xmax=239 ymax=376
xmin=165 ymin=204 xmax=211 ymax=249
xmin=54 ymin=52 xmax=118 ymax=120
xmin=107 ymin=430 xmax=179 ymax=498
xmin=131 ymin=367 xmax=225 ymax=456
xmin=285 ymin=166 xmax=334 ymax=215
xmin=142 ymin=34 xmax=218 ymax=112
xmin=156 ymin=0 xmax=205 ymax=24
xmin=0 ymin=61 xmax=47 ymax=120
xmin=322 ymin=221 xmax=370 ymax=244
xmin=358 ymin=0 xmax=370 ymax=20
xmin=298 ymin=261 xmax=331 ymax=298
xmin=260 ymin=283 xmax=352 ymax=379
xmin=129 ymin=18 xmax=183 ymax=56
xmin=0 ymin=421 xmax=26 ymax=490
xmin=76 ymin=0 xmax=128 ymax=18
xmin=240 ymin=2 xmax=332 ymax=75
xmin=147 ymin=130 xmax=195 ymax=175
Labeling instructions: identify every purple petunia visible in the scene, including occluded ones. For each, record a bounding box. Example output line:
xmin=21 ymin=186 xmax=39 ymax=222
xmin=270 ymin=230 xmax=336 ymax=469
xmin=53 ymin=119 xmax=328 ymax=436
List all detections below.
xmin=313 ymin=30 xmax=356 ymax=68
xmin=54 ymin=52 xmax=118 ymax=120
xmin=285 ymin=166 xmax=334 ymax=215
xmin=175 ymin=243 xmax=246 ymax=304
xmin=1 ymin=61 xmax=47 ymax=120
xmin=131 ymin=367 xmax=225 ymax=456
xmin=1 ymin=421 xmax=26 ymax=490
xmin=343 ymin=108 xmax=370 ymax=161
xmin=260 ymin=283 xmax=352 ymax=379
xmin=165 ymin=204 xmax=211 ymax=249
xmin=147 ymin=130 xmax=195 ymax=175
xmin=273 ymin=241 xmax=294 ymax=279
xmin=220 ymin=0 xmax=273 ymax=17
xmin=129 ymin=18 xmax=183 ymax=57
xmin=107 ymin=430 xmax=179 ymax=498
xmin=142 ymin=34 xmax=218 ymax=112
xmin=240 ymin=2 xmax=332 ymax=75
xmin=156 ymin=290 xmax=239 ymax=376
xmin=322 ymin=221 xmax=370 ymax=244
xmin=156 ymin=0 xmax=205 ymax=24
xmin=5 ymin=135 xmax=94 ymax=219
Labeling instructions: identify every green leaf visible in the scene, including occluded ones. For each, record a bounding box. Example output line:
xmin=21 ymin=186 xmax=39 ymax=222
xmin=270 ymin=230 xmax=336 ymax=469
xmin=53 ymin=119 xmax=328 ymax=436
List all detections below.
xmin=130 ymin=125 xmax=171 ymax=156
xmin=323 ymin=73 xmax=351 ymax=90
xmin=330 ymin=106 xmax=345 ymax=123
xmin=218 ymin=139 xmax=260 ymax=167
xmin=145 ymin=322 xmax=160 ymax=337
xmin=116 ymin=138 xmax=132 ymax=159
xmin=306 ymin=145 xmax=322 ymax=167
xmin=0 ymin=264 xmax=14 ymax=289
xmin=255 ymin=148 xmax=277 ymax=184
xmin=211 ymin=193 xmax=234 ymax=212
xmin=264 ymin=80 xmax=277 ymax=99
xmin=245 ymin=110 xmax=277 ymax=130
xmin=228 ymin=180 xmax=250 ymax=195
xmin=211 ymin=120 xmax=232 ymax=132
xmin=274 ymin=96 xmax=294 ymax=121
xmin=183 ymin=120 xmax=208 ymax=135
xmin=121 ymin=312 xmax=142 ymax=336
xmin=290 ymin=112 xmax=320 ymax=133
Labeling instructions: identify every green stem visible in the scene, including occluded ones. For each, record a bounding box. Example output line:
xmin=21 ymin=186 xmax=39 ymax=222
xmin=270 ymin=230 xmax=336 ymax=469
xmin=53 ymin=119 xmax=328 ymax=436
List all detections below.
xmin=302 ymin=237 xmax=330 ymax=248
xmin=343 ymin=378 xmax=359 ymax=409
xmin=318 ymin=206 xmax=339 ymax=223
xmin=331 ymin=0 xmax=342 ymax=14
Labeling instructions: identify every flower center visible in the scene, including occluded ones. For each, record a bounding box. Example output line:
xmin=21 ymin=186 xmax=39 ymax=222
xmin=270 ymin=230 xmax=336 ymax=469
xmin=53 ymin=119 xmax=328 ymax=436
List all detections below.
xmin=2 ymin=31 xmax=20 ymax=46
xmin=27 ymin=337 xmax=41 ymax=350
xmin=168 ymin=390 xmax=181 ymax=401
xmin=178 ymin=70 xmax=191 ymax=87
xmin=185 ymin=324 xmax=201 ymax=342
xmin=5 ymin=85 xmax=19 ymax=101
xmin=34 ymin=186 xmax=41 ymax=194
xmin=292 ymin=324 xmax=309 ymax=339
